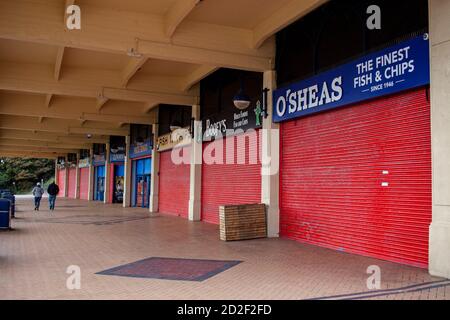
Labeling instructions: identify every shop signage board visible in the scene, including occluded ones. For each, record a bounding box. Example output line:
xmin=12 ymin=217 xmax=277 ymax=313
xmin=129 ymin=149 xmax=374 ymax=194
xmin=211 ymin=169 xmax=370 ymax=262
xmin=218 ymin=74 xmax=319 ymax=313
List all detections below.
xmin=273 ymin=35 xmax=430 ymax=123
xmin=129 ymin=138 xmax=152 ymax=159
xmin=202 ymin=100 xmax=263 ymax=141
xmin=78 ymin=158 xmax=90 ymax=168
xmin=92 ymin=154 xmax=105 ymax=166
xmin=110 ymin=146 xmax=125 ymax=163
xmin=156 ymin=128 xmax=191 ymax=152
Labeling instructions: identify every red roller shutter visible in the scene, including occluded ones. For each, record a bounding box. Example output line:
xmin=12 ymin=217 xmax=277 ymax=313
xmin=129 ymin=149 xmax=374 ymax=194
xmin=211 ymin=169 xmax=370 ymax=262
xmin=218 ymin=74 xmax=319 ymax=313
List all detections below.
xmin=280 ymin=89 xmax=431 ymax=268
xmin=201 ymin=130 xmax=262 ymax=224
xmin=158 ymin=148 xmax=190 ymax=218
xmin=57 ymin=169 xmax=66 ymax=197
xmin=67 ymin=168 xmax=76 ymax=198
xmin=79 ymin=168 xmax=89 ymax=200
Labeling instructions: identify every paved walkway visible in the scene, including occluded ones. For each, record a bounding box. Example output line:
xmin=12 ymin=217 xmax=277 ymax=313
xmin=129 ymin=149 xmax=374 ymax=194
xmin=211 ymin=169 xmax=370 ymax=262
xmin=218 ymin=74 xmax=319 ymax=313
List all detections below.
xmin=0 ymin=198 xmax=448 ymax=300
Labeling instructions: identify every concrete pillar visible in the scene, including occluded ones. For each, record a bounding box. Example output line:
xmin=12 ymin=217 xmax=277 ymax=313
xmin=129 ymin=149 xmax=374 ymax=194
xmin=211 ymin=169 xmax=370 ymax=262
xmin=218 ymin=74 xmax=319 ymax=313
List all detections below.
xmin=75 ymin=152 xmax=80 ymax=199
xmin=103 ymin=143 xmax=110 ymax=204
xmin=261 ymin=70 xmax=280 ymax=238
xmin=188 ymin=104 xmax=202 ymax=221
xmin=87 ymin=146 xmax=94 ymax=201
xmin=150 ymin=124 xmax=160 ymax=213
xmin=429 ymin=0 xmax=450 ymax=279
xmin=123 ymin=135 xmax=132 ymax=208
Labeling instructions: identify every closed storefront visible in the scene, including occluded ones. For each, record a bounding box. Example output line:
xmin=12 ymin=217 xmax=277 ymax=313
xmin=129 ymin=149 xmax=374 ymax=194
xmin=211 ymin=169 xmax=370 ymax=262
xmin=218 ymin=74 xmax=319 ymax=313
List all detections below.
xmin=155 ymin=105 xmax=192 ymax=217
xmin=200 ymin=69 xmax=263 ymax=224
xmin=78 ymin=149 xmax=90 ymax=200
xmin=57 ymin=169 xmax=66 ymax=197
xmin=158 ymin=148 xmax=190 ymax=218
xmin=67 ymin=167 xmax=76 ymax=199
xmin=201 ymin=131 xmax=262 ymax=224
xmin=280 ymin=89 xmax=431 ymax=267
xmin=79 ymin=167 xmax=89 ymax=200
xmin=274 ymin=1 xmax=431 ymax=267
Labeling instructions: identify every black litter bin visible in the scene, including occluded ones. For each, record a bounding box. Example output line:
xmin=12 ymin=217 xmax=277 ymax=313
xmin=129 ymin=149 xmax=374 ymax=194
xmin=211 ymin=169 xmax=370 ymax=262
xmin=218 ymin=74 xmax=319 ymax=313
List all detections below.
xmin=0 ymin=199 xmax=11 ymax=229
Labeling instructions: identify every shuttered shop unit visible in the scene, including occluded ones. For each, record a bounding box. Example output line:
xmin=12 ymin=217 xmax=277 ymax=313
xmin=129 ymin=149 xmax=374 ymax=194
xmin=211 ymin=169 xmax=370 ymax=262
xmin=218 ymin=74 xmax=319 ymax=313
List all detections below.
xmin=57 ymin=169 xmax=66 ymax=197
xmin=79 ymin=168 xmax=89 ymax=200
xmin=158 ymin=148 xmax=190 ymax=218
xmin=201 ymin=130 xmax=262 ymax=224
xmin=67 ymin=168 xmax=76 ymax=198
xmin=280 ymin=89 xmax=432 ymax=268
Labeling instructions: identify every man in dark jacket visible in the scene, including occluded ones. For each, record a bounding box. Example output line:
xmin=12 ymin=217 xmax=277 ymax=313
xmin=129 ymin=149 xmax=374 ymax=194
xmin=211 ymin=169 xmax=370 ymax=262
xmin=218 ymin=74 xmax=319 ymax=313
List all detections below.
xmin=47 ymin=182 xmax=59 ymax=211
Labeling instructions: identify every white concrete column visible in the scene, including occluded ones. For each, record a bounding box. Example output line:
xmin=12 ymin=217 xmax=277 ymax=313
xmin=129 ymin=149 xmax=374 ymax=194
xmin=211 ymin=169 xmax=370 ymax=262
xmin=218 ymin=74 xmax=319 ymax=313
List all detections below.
xmin=150 ymin=124 xmax=160 ymax=213
xmin=75 ymin=152 xmax=80 ymax=199
xmin=429 ymin=0 xmax=450 ymax=279
xmin=123 ymin=135 xmax=132 ymax=208
xmin=188 ymin=104 xmax=202 ymax=221
xmin=103 ymin=142 xmax=111 ymax=204
xmin=261 ymin=70 xmax=280 ymax=238
xmin=87 ymin=146 xmax=94 ymax=201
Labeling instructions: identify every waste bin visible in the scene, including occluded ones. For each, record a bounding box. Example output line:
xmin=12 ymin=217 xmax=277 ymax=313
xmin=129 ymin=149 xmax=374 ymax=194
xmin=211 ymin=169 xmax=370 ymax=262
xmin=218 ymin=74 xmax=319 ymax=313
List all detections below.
xmin=0 ymin=199 xmax=11 ymax=229
xmin=1 ymin=192 xmax=15 ymax=218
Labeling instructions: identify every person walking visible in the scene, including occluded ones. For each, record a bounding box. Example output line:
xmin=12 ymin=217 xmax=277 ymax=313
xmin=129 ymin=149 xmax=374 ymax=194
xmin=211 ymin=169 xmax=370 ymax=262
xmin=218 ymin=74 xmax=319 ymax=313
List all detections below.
xmin=32 ymin=182 xmax=45 ymax=211
xmin=47 ymin=181 xmax=59 ymax=211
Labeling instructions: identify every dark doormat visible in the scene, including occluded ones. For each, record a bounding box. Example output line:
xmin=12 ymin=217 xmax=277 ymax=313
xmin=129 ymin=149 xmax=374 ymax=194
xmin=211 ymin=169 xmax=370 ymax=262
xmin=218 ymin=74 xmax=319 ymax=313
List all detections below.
xmin=96 ymin=257 xmax=242 ymax=282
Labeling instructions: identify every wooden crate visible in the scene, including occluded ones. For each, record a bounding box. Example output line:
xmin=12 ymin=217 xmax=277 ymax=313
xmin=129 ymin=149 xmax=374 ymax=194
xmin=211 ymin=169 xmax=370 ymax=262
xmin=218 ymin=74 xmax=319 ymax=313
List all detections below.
xmin=219 ymin=203 xmax=267 ymax=241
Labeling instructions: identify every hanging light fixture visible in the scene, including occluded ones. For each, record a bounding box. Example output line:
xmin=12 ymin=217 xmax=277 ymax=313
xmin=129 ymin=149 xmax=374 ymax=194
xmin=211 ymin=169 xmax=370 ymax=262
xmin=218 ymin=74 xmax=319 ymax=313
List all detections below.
xmin=170 ymin=120 xmax=182 ymax=132
xmin=233 ymin=77 xmax=251 ymax=110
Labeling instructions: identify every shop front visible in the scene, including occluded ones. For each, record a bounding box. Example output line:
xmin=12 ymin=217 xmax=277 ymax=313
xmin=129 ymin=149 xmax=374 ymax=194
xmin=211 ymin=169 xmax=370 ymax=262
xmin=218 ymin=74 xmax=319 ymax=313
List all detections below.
xmin=109 ymin=136 xmax=125 ymax=204
xmin=78 ymin=153 xmax=90 ymax=201
xmin=200 ymin=69 xmax=264 ymax=224
xmin=92 ymin=144 xmax=106 ymax=202
xmin=156 ymin=105 xmax=192 ymax=218
xmin=66 ymin=153 xmax=77 ymax=199
xmin=129 ymin=124 xmax=152 ymax=208
xmin=273 ymin=2 xmax=431 ymax=268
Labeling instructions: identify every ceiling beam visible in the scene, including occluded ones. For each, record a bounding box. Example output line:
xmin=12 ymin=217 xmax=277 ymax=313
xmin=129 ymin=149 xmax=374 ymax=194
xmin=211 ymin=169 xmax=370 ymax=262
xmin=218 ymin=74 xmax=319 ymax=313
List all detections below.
xmin=0 ymin=1 xmax=274 ymax=71
xmin=122 ymin=57 xmax=148 ymax=88
xmin=0 ymin=97 xmax=156 ymax=125
xmin=0 ymin=115 xmax=129 ymax=136
xmin=44 ymin=94 xmax=53 ymax=108
xmin=182 ymin=65 xmax=218 ymax=91
xmin=0 ymin=129 xmax=107 ymax=144
xmin=0 ymin=62 xmax=197 ymax=106
xmin=165 ymin=0 xmax=200 ymax=38
xmin=252 ymin=0 xmax=327 ymax=48
xmin=54 ymin=46 xmax=65 ymax=81
xmin=0 ymin=139 xmax=90 ymax=150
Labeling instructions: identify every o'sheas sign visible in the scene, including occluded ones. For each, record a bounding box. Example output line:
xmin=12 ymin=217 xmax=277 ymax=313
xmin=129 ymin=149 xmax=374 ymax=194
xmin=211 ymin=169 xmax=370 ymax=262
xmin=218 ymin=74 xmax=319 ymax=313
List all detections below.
xmin=273 ymin=35 xmax=430 ymax=123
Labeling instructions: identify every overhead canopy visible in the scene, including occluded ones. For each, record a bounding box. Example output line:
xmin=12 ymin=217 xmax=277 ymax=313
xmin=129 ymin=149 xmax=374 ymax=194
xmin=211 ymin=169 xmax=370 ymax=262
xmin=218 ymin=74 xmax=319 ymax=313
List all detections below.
xmin=0 ymin=0 xmax=326 ymax=158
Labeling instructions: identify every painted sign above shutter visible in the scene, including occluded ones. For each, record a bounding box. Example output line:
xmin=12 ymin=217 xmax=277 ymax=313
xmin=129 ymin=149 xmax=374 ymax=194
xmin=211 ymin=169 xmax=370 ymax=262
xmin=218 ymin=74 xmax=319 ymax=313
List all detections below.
xmin=273 ymin=35 xmax=430 ymax=123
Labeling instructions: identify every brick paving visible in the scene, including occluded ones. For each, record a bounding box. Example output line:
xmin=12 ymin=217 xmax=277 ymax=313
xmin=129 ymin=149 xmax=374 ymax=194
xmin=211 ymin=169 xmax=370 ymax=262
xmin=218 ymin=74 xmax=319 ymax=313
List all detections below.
xmin=0 ymin=198 xmax=448 ymax=300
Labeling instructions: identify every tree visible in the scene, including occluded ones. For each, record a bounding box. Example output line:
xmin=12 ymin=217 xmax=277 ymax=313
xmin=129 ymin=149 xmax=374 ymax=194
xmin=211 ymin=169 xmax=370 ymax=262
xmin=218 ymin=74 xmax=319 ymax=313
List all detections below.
xmin=0 ymin=158 xmax=55 ymax=193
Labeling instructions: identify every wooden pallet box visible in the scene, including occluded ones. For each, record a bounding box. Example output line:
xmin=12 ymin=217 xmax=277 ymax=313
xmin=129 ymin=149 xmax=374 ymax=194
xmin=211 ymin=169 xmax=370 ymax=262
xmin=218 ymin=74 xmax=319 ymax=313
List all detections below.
xmin=219 ymin=203 xmax=267 ymax=241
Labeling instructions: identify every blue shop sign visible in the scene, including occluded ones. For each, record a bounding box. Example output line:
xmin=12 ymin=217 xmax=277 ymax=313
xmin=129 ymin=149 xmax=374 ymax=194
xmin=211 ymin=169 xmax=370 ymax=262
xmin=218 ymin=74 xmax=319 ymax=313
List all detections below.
xmin=273 ymin=35 xmax=430 ymax=123
xmin=129 ymin=138 xmax=153 ymax=159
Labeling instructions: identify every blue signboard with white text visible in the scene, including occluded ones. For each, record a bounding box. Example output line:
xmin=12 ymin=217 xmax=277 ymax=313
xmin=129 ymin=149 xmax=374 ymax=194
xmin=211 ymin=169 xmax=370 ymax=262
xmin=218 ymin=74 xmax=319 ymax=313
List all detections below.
xmin=273 ymin=35 xmax=430 ymax=123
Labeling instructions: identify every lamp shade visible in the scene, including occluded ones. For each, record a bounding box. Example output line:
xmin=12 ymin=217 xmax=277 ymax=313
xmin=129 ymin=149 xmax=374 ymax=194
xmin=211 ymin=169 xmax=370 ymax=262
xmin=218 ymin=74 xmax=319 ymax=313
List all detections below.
xmin=233 ymin=90 xmax=251 ymax=110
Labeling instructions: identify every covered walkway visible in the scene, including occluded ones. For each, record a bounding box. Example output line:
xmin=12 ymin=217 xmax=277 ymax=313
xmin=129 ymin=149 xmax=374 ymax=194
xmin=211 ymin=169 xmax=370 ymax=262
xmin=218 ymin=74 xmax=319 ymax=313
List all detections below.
xmin=0 ymin=198 xmax=447 ymax=300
